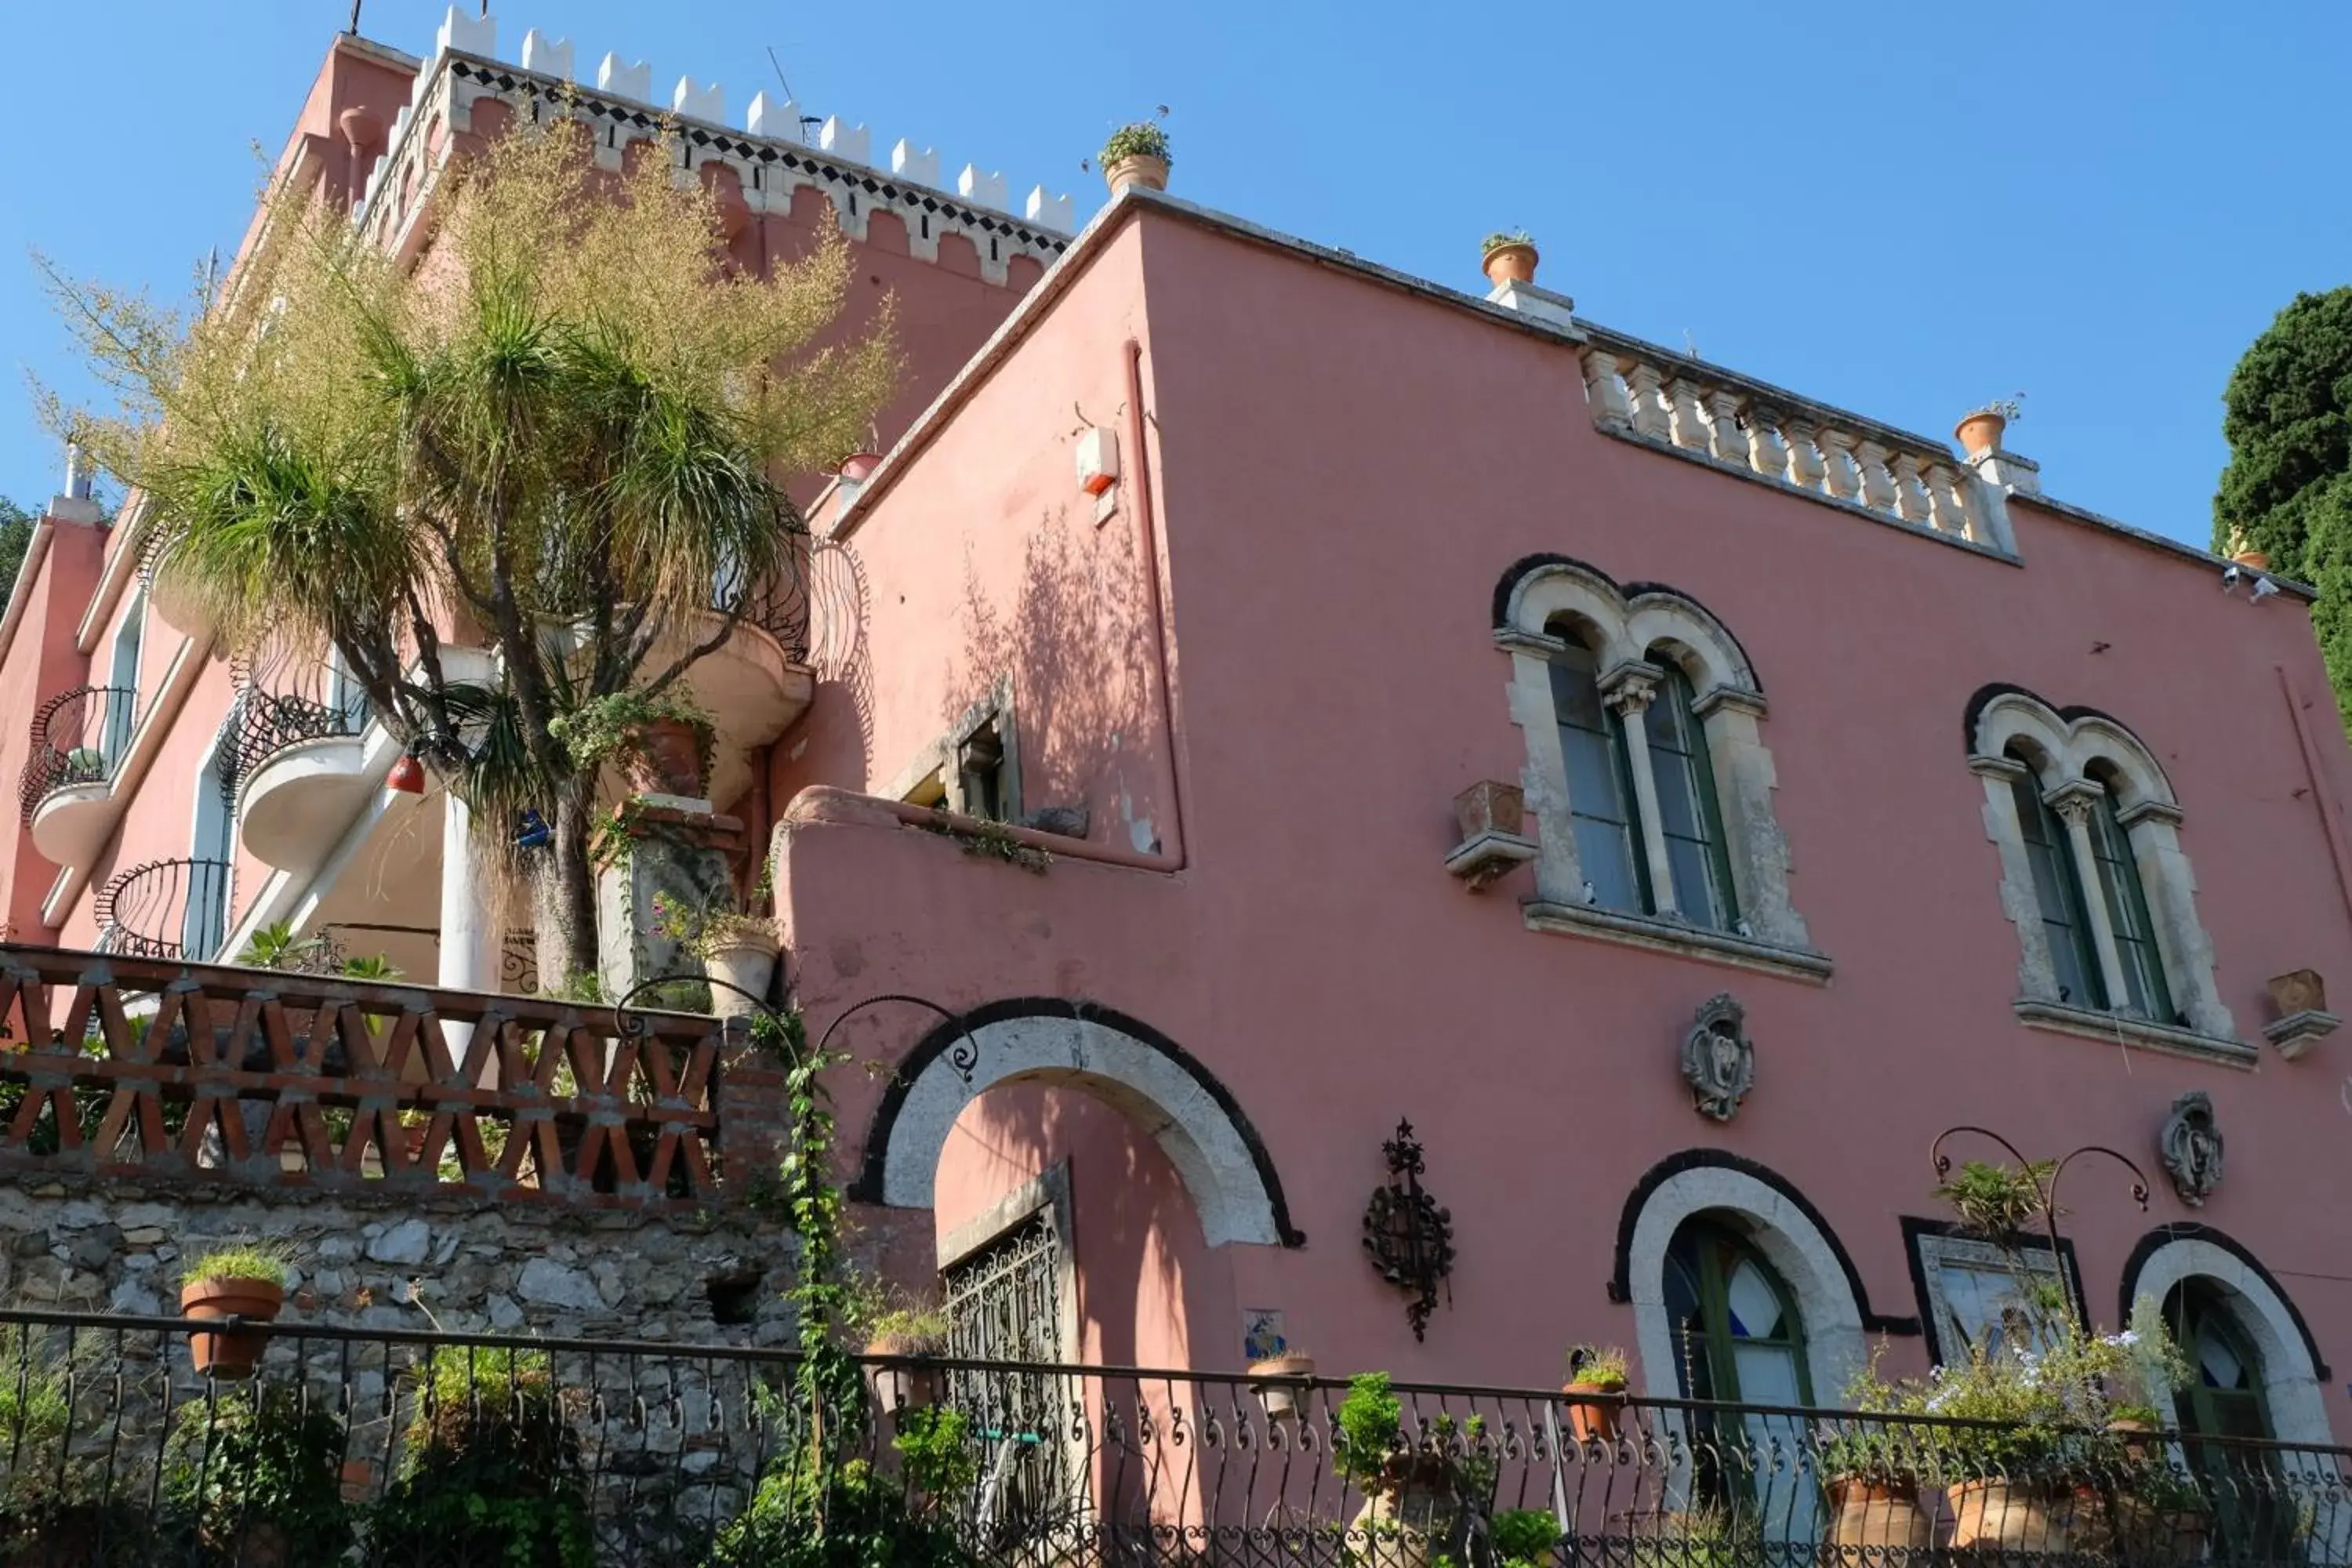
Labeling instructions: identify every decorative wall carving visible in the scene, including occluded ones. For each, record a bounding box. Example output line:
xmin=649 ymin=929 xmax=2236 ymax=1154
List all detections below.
xmin=1682 ymin=993 xmax=1755 ymax=1122
xmin=2158 ymin=1091 xmax=2223 ymax=1207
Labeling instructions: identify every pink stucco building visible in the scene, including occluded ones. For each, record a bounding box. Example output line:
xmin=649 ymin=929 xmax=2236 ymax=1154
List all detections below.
xmin=3 ymin=9 xmax=2348 ymax=1468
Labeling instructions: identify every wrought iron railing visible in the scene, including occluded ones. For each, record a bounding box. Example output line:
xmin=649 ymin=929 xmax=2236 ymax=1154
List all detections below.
xmin=215 ymin=686 xmax=372 ymax=809
xmin=0 ymin=1312 xmax=2335 ymax=1566
xmin=16 ymin=687 xmax=136 ymax=826
xmin=91 ymin=858 xmax=233 ymax=964
xmin=0 ymin=944 xmax=728 ymax=1209
xmin=714 ymin=543 xmax=812 ymax=666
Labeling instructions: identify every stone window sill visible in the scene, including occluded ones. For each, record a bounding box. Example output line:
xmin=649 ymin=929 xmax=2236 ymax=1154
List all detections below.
xmin=1523 ymin=900 xmax=1832 ymax=985
xmin=2013 ymin=1000 xmax=2256 ymax=1069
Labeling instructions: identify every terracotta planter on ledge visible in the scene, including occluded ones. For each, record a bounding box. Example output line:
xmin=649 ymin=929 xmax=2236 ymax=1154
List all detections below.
xmin=1560 ymin=1380 xmax=1623 ymax=1443
xmin=1955 ymin=411 xmax=2007 ymax=457
xmin=1454 ymin=781 xmax=1524 ymax=841
xmin=182 ymin=1276 xmax=285 ymax=1379
xmin=1103 ymin=154 xmax=1169 ymax=196
xmin=837 ymin=452 xmax=882 ymax=483
xmin=628 ymin=717 xmax=710 ymax=799
xmin=1946 ymin=1478 xmax=2074 ymax=1554
xmin=1482 ymin=243 xmax=1539 ymax=288
xmin=865 ymin=1336 xmax=942 ymax=1414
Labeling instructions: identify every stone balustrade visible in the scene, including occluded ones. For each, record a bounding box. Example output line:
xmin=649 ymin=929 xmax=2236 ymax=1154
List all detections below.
xmin=0 ymin=944 xmax=762 ymax=1210
xmin=1578 ymin=329 xmax=2018 ymax=557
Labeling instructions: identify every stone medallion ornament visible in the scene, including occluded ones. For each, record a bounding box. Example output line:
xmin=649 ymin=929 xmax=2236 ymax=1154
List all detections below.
xmin=1682 ymin=994 xmax=1754 ymax=1123
xmin=2159 ymin=1091 xmax=2223 ymax=1207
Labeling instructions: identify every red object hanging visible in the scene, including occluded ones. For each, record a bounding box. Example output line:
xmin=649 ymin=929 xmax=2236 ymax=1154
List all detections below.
xmin=385 ymin=753 xmax=426 ymax=795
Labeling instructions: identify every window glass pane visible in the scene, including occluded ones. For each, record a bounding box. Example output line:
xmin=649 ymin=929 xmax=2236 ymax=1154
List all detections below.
xmin=2011 ymin=769 xmax=2103 ymax=1008
xmin=1643 ymin=666 xmax=1738 ymax=929
xmin=2089 ymin=789 xmax=2174 ymax=1021
xmin=1550 ymin=650 xmax=1643 ymax=912
xmin=1724 ymin=1257 xmax=1786 ymax=1341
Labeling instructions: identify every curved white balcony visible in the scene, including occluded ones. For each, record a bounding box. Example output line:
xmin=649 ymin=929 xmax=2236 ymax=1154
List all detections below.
xmin=241 ymin=731 xmax=376 ymax=870
xmin=30 ymin=781 xmax=114 ymax=866
xmin=670 ymin=609 xmax=815 ymax=806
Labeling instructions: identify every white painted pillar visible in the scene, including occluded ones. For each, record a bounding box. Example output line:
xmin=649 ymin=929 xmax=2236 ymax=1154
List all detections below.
xmin=433 ymin=648 xmax=501 ymax=1059
xmin=1604 ymin=666 xmax=1680 ymax=919
xmin=2050 ymin=785 xmax=2133 ymax=1014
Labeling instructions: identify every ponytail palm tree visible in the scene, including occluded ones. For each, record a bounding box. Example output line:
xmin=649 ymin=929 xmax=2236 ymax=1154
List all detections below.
xmin=43 ymin=118 xmax=896 ymax=980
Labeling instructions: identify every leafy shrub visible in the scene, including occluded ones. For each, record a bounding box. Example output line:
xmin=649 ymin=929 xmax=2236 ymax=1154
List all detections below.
xmin=183 ymin=1244 xmax=292 ymax=1288
xmin=162 ymin=1386 xmax=351 ymax=1566
xmin=367 ymin=1347 xmax=593 ymax=1568
xmin=1100 ymin=122 xmax=1171 ymax=166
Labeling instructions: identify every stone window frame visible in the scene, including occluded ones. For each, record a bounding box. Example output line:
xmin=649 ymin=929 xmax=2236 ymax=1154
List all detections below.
xmin=1902 ymin=1219 xmax=2082 ymax=1369
xmin=883 ymin=677 xmax=1022 ymax=822
xmin=1495 ymin=555 xmax=1827 ymax=983
xmin=1967 ymin=688 xmax=2244 ymax=1064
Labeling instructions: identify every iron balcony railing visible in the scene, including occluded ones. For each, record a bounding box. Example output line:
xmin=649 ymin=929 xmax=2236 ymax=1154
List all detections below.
xmin=0 ymin=1309 xmax=2336 ymax=1566
xmin=713 ymin=547 xmax=813 ymax=666
xmin=214 ymin=653 xmax=372 ymax=810
xmin=91 ymin=858 xmax=233 ymax=964
xmin=16 ymin=686 xmax=136 ymax=826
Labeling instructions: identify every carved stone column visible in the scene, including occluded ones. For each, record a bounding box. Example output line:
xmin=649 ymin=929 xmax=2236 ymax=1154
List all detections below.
xmin=2048 ymin=781 xmax=2134 ymax=1014
xmin=1602 ymin=662 xmax=1679 ymax=918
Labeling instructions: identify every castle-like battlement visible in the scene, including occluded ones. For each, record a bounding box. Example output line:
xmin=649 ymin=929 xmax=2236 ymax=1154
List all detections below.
xmin=358 ymin=7 xmax=1076 ymax=287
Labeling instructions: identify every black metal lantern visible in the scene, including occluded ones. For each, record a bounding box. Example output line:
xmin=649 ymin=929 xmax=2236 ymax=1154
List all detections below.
xmin=1362 ymin=1120 xmax=1455 ymax=1341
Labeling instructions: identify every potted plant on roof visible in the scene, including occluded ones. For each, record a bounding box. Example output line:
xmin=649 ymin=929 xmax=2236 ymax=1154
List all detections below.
xmin=1481 ymin=230 xmax=1539 ymax=288
xmin=1560 ymin=1344 xmax=1628 ymax=1444
xmin=180 ymin=1244 xmax=292 ymax=1380
xmin=2223 ymin=525 xmax=2271 ymax=572
xmin=1099 ymin=121 xmax=1171 ymax=197
xmin=1955 ymin=394 xmax=2024 ymax=458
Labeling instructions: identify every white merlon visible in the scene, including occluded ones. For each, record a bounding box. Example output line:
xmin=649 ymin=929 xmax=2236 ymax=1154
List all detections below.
xmin=958 ymin=165 xmax=1008 ymax=212
xmin=362 ymin=153 xmax=387 ymax=201
xmin=520 ymin=29 xmax=572 ymax=79
xmin=597 ymin=53 xmax=652 ymax=103
xmin=1025 ymin=187 xmax=1074 ymax=233
xmin=819 ymin=117 xmax=870 ymax=165
xmin=745 ymin=92 xmax=797 ymax=139
xmin=389 ymin=105 xmax=412 ymax=151
xmin=434 ymin=5 xmax=496 ymax=58
xmin=891 ymin=140 xmax=940 ymax=187
xmin=672 ymin=76 xmax=724 ymax=123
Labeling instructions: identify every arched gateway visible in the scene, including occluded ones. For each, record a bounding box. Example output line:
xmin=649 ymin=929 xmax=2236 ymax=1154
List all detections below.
xmin=849 ymin=999 xmax=1306 ymax=1249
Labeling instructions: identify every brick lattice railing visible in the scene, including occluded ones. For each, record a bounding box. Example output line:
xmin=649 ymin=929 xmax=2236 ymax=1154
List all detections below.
xmin=0 ymin=944 xmax=742 ymax=1209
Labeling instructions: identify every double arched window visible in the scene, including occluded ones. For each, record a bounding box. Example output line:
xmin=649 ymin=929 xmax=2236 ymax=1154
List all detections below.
xmin=1547 ymin=628 xmax=1738 ymax=927
xmin=1969 ymin=690 xmax=2233 ymax=1051
xmin=1497 ymin=557 xmax=1817 ymax=974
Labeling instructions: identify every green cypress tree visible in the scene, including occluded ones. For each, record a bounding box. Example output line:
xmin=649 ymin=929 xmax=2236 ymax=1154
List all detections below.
xmin=2213 ymin=287 xmax=2352 ymax=720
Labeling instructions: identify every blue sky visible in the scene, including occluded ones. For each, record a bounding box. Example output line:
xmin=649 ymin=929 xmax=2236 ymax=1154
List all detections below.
xmin=3 ymin=1 xmax=2345 ymax=546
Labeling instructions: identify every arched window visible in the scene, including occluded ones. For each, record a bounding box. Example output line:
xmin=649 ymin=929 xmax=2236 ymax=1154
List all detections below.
xmin=1545 ymin=624 xmax=1740 ymax=931
xmin=1501 ymin=558 xmax=1817 ymax=972
xmin=1645 ymin=663 xmax=1739 ymax=930
xmin=2086 ymin=764 xmax=2172 ymax=1022
xmin=1664 ymin=1216 xmax=1813 ymax=1406
xmin=2002 ymin=749 xmax=2175 ymax=1021
xmin=2009 ymin=749 xmax=2100 ymax=1007
xmin=1547 ymin=624 xmax=1644 ymax=913
xmin=2165 ymin=1281 xmax=2294 ymax=1559
xmin=1969 ymin=689 xmax=2232 ymax=1049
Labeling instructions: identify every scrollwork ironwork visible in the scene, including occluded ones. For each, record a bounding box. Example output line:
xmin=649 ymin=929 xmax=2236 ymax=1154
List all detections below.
xmin=1362 ymin=1119 xmax=1455 ymax=1341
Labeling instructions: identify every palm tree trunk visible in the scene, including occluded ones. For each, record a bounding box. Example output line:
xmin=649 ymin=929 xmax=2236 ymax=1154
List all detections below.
xmin=547 ymin=790 xmax=601 ymax=988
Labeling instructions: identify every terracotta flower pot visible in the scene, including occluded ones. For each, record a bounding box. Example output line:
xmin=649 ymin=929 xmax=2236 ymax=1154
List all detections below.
xmin=1955 ymin=411 xmax=2007 ymax=456
xmin=1947 ymin=1478 xmax=2073 ymax=1554
xmin=1482 ymin=243 xmax=1538 ymax=287
xmin=2269 ymin=967 xmax=2327 ymax=1017
xmin=1823 ymin=1477 xmax=1932 ymax=1550
xmin=1348 ymin=1455 xmax=1457 ymax=1568
xmin=1247 ymin=1352 xmax=1316 ymax=1420
xmin=182 ymin=1276 xmax=285 ymax=1379
xmin=837 ymin=452 xmax=882 ymax=482
xmin=1561 ymin=1381 xmax=1623 ymax=1443
xmin=1103 ymin=154 xmax=1169 ymax=196
xmin=627 ymin=717 xmax=709 ymax=798
xmin=2113 ymin=1500 xmax=2209 ymax=1564
xmin=704 ymin=931 xmax=781 ymax=1018
xmin=865 ymin=1336 xmax=942 ymax=1412
xmin=2107 ymin=1416 xmax=2158 ymax=1462
xmin=2234 ymin=549 xmax=2272 ymax=571
xmin=1453 ymin=780 xmax=1525 ymax=840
